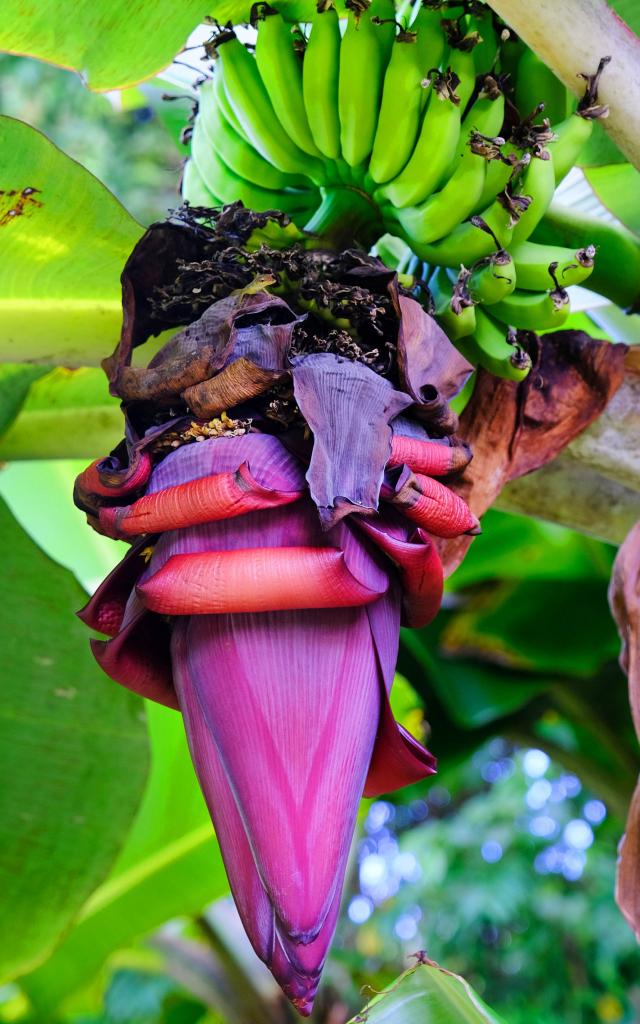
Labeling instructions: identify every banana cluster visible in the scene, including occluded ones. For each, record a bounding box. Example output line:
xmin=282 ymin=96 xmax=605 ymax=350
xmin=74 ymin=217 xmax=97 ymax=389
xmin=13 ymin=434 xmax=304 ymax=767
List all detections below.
xmin=183 ymin=0 xmax=609 ymax=381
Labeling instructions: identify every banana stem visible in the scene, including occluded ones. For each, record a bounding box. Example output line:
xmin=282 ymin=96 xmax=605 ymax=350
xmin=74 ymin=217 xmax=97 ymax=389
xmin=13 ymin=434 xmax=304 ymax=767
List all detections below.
xmin=486 ymin=0 xmax=640 ymax=168
xmin=302 ymin=186 xmax=383 ymax=250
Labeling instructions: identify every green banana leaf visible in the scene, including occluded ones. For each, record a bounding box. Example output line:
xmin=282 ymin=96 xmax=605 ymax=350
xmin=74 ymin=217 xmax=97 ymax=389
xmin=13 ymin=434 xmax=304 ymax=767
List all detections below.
xmin=0 ymin=461 xmax=228 ymax=1008
xmin=583 ymin=163 xmax=640 ymax=237
xmin=21 ymin=702 xmax=228 ymax=1012
xmin=0 ymin=497 xmax=149 ymax=981
xmin=0 ymin=1 xmax=210 ymax=91
xmin=0 ymin=364 xmax=49 ymax=436
xmin=0 ymin=368 xmax=122 ymax=461
xmin=0 ymin=116 xmax=142 ymax=366
xmin=348 ymin=962 xmax=507 ymax=1023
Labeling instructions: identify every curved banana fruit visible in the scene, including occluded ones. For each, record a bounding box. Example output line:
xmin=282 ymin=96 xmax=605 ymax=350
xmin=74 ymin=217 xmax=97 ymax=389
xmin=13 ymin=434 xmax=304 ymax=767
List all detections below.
xmin=457 ymin=307 xmax=532 ymax=380
xmin=548 ymin=113 xmax=594 ymax=184
xmin=404 ymin=197 xmax=515 ymax=267
xmin=369 ymin=28 xmax=424 ymax=184
xmin=215 ymin=33 xmax=325 ymax=182
xmin=303 ymin=2 xmax=342 ymax=161
xmin=533 ymin=203 xmax=640 ymax=309
xmin=515 ymin=48 xmax=572 ymax=124
xmin=380 ymin=49 xmax=476 ymax=209
xmin=338 ymin=0 xmax=395 ymax=168
xmin=429 ymin=266 xmax=476 ymax=341
xmin=510 ymin=239 xmax=595 ymax=291
xmin=394 ymin=145 xmax=489 ymax=245
xmin=490 ymin=285 xmax=571 ymax=331
xmin=467 ymin=251 xmax=516 ymax=304
xmin=510 ymin=151 xmax=556 ymax=243
xmin=190 ymin=117 xmax=318 ymax=222
xmin=410 ymin=3 xmax=447 ymax=77
xmin=199 ymin=78 xmax=309 ymax=192
xmin=182 ymin=158 xmax=221 ymax=207
xmin=254 ymin=6 xmax=323 ymax=159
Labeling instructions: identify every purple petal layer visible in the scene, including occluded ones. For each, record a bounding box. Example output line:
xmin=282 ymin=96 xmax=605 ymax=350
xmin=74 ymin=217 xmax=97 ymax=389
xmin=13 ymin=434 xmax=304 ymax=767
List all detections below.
xmin=292 ymin=353 xmax=412 ymax=528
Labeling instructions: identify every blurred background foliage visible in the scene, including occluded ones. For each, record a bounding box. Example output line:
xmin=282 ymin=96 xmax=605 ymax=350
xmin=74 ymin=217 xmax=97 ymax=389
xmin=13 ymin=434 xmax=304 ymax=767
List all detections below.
xmin=0 ymin=51 xmax=639 ymax=1024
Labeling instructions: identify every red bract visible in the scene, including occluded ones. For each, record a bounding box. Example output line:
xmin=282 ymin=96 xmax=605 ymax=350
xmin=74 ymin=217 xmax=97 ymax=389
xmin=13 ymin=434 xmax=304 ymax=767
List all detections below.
xmin=76 ymin=213 xmax=477 ymax=1014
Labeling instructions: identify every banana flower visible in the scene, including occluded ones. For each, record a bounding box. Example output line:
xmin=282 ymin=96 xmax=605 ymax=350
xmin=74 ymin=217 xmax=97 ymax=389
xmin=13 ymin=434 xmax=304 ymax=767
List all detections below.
xmin=75 ymin=215 xmax=476 ymax=1014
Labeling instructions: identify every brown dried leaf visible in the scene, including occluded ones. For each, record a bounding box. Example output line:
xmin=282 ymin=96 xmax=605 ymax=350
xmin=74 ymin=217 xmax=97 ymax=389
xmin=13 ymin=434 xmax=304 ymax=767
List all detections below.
xmin=183 ymin=359 xmax=286 ymax=419
xmin=440 ymin=330 xmax=628 ymax=575
xmin=609 ymin=521 xmax=640 ymax=941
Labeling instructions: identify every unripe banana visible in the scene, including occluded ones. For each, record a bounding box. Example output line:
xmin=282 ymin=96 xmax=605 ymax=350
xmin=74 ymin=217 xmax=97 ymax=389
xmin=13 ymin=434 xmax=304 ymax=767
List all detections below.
xmin=439 ymin=82 xmax=506 ymax=183
xmin=254 ymin=6 xmax=323 ymax=159
xmin=467 ymin=250 xmax=516 ymax=304
xmin=473 ymin=142 xmax=522 ymax=213
xmin=379 ymin=49 xmax=476 ymax=209
xmin=515 ymin=48 xmax=572 ymax=124
xmin=490 ymin=284 xmax=571 ymax=331
xmin=409 ymin=202 xmax=515 ymax=267
xmin=198 ymin=78 xmax=309 ymax=191
xmin=190 ymin=117 xmax=318 ymax=222
xmin=214 ymin=33 xmax=325 ymax=182
xmin=410 ymin=4 xmax=447 ymax=92
xmin=428 ymin=266 xmax=476 ymax=341
xmin=545 ymin=54 xmax=610 ymax=183
xmin=510 ymin=240 xmax=595 ymax=291
xmin=393 ymin=146 xmax=489 ymax=245
xmin=549 ymin=113 xmax=594 ymax=184
xmin=369 ymin=29 xmax=425 ymax=184
xmin=338 ymin=0 xmax=395 ymax=168
xmin=182 ymin=158 xmax=221 ymax=207
xmin=533 ymin=202 xmax=640 ymax=309
xmin=510 ymin=151 xmax=556 ymax=243
xmin=303 ymin=2 xmax=342 ymax=161
xmin=456 ymin=307 xmax=532 ymax=380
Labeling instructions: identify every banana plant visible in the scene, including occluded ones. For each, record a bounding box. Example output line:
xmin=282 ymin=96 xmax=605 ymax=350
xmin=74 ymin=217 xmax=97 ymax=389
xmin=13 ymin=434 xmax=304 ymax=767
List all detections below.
xmin=1 ymin=1 xmax=640 ymax=1022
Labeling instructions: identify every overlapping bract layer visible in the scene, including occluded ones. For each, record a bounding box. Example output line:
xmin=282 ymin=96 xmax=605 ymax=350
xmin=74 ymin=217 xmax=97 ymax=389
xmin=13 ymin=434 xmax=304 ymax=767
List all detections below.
xmin=76 ymin=221 xmax=477 ymax=1014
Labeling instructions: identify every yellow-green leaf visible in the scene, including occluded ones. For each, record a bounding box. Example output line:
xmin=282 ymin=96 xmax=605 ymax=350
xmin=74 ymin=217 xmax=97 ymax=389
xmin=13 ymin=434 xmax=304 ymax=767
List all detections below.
xmin=0 ymin=116 xmax=142 ymax=366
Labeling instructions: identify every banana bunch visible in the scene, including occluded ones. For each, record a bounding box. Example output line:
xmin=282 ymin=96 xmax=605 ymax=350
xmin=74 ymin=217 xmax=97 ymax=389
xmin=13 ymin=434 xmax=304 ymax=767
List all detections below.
xmin=182 ymin=1 xmax=614 ymax=381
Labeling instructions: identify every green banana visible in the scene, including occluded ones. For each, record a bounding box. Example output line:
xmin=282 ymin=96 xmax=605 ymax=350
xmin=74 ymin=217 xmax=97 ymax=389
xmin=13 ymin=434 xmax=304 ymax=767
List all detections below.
xmin=254 ymin=6 xmax=323 ymax=159
xmin=467 ymin=250 xmax=516 ymax=304
xmin=182 ymin=158 xmax=221 ymax=208
xmin=533 ymin=202 xmax=640 ymax=309
xmin=428 ymin=266 xmax=476 ymax=341
xmin=212 ymin=65 xmax=251 ymax=141
xmin=338 ymin=0 xmax=395 ymax=168
xmin=515 ymin=48 xmax=572 ymax=124
xmin=369 ymin=29 xmax=425 ymax=184
xmin=439 ymin=82 xmax=506 ymax=182
xmin=410 ymin=3 xmax=447 ymax=100
xmin=509 ymin=239 xmax=595 ymax=291
xmin=198 ymin=79 xmax=309 ymax=192
xmin=394 ymin=146 xmax=489 ymax=244
xmin=379 ymin=49 xmax=476 ymax=209
xmin=190 ymin=118 xmax=318 ymax=222
xmin=510 ymin=151 xmax=556 ymax=243
xmin=457 ymin=307 xmax=532 ymax=380
xmin=550 ymin=54 xmax=610 ymax=182
xmin=490 ymin=285 xmax=571 ymax=331
xmin=214 ymin=33 xmax=325 ymax=182
xmin=408 ymin=201 xmax=515 ymax=267
xmin=473 ymin=143 xmax=523 ymax=212
xmin=549 ymin=112 xmax=594 ymax=184
xmin=303 ymin=2 xmax=342 ymax=161
xmin=467 ymin=11 xmax=500 ymax=74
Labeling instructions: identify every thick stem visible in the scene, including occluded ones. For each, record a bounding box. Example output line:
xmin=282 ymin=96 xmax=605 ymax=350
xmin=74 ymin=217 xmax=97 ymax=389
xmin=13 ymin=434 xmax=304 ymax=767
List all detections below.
xmin=487 ymin=0 xmax=640 ymax=169
xmin=303 ymin=186 xmax=383 ymax=250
